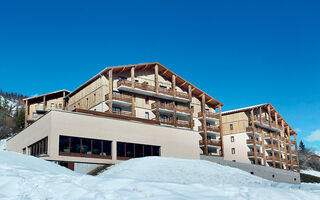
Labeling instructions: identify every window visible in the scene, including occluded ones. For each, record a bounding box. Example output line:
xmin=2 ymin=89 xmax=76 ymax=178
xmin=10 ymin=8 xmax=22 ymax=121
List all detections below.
xmin=29 ymin=137 xmax=48 ymax=157
xmin=70 ymin=137 xmax=80 ymax=153
xmin=145 ymin=112 xmax=149 ymax=119
xmin=117 ymin=142 xmax=160 ymax=159
xmin=112 ymin=107 xmax=121 ymax=114
xmin=59 ymin=103 xmax=62 ymax=109
xmin=230 ymin=124 xmax=234 ymax=130
xmin=23 ymin=148 xmax=26 ymax=154
xmin=231 ymin=136 xmax=235 ymax=142
xmin=118 ymin=76 xmax=127 ymax=81
xmin=59 ymin=136 xmax=112 ymax=158
xmin=86 ymin=98 xmax=89 ymax=108
xmin=32 ymin=112 xmax=38 ymax=118
xmin=232 ymin=160 xmax=236 ymax=162
xmin=231 ymin=148 xmax=235 ymax=154
xmin=145 ymin=97 xmax=149 ymax=104
xmin=160 ymin=85 xmax=167 ymax=89
xmin=51 ymin=103 xmax=55 ymax=109
xmin=93 ymin=93 xmax=96 ymax=103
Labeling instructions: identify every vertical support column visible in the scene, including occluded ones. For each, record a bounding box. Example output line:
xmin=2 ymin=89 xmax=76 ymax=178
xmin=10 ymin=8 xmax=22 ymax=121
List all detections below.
xmin=188 ymin=85 xmax=192 ymax=101
xmin=287 ymin=127 xmax=293 ymax=171
xmin=62 ymin=91 xmax=66 ymax=110
xmin=43 ymin=96 xmax=46 ymax=111
xmin=282 ymin=120 xmax=288 ymax=170
xmin=271 ymin=132 xmax=276 ymax=168
xmin=131 ymin=95 xmax=135 ymax=117
xmin=190 ymin=106 xmax=194 ymax=130
xmin=250 ymin=109 xmax=258 ymax=165
xmin=259 ymin=107 xmax=266 ymax=166
xmin=218 ymin=104 xmax=224 ymax=157
xmin=275 ymin=113 xmax=281 ymax=168
xmin=131 ymin=66 xmax=135 ymax=90
xmin=202 ymin=94 xmax=208 ymax=155
xmin=24 ymin=100 xmax=28 ymax=128
xmin=294 ymin=133 xmax=300 ymax=172
xmin=267 ymin=105 xmax=271 ymax=127
xmin=155 ymin=64 xmax=159 ymax=94
xmin=173 ymin=102 xmax=177 ymax=127
xmin=155 ymin=100 xmax=160 ymax=121
xmin=172 ymin=75 xmax=176 ymax=98
xmin=108 ymin=70 xmax=113 ymax=113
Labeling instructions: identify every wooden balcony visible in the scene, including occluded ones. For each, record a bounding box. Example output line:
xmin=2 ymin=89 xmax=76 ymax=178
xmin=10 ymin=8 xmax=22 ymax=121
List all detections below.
xmin=266 ymin=156 xmax=281 ymax=162
xmin=199 ymin=139 xmax=221 ymax=146
xmin=158 ymin=118 xmax=173 ymax=125
xmin=111 ymin=110 xmax=132 ymax=117
xmin=197 ymin=112 xmax=220 ymax=120
xmin=117 ymin=80 xmax=189 ymax=100
xmin=198 ymin=125 xmax=220 ymax=133
xmin=176 ymin=120 xmax=191 ymax=128
xmin=246 ymin=127 xmax=253 ymax=132
xmin=151 ymin=102 xmax=191 ymax=114
xmin=105 ymin=92 xmax=132 ymax=103
xmin=247 ymin=152 xmax=263 ymax=158
xmin=246 ymin=139 xmax=262 ymax=146
xmin=265 ymin=144 xmax=280 ymax=150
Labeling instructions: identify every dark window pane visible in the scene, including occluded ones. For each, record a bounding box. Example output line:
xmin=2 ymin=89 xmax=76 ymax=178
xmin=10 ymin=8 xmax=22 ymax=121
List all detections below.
xmin=152 ymin=146 xmax=160 ymax=156
xmin=59 ymin=136 xmax=70 ymax=153
xmin=81 ymin=138 xmax=91 ymax=154
xmin=126 ymin=143 xmax=134 ymax=157
xmin=117 ymin=142 xmax=125 ymax=157
xmin=92 ymin=140 xmax=101 ymax=155
xmin=70 ymin=137 xmax=80 ymax=153
xmin=144 ymin=145 xmax=152 ymax=156
xmin=103 ymin=141 xmax=112 ymax=156
xmin=135 ymin=144 xmax=143 ymax=157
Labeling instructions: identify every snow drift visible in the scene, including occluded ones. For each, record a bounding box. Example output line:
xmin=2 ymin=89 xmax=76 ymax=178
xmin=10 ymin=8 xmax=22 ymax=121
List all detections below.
xmin=0 ymin=139 xmax=320 ymax=199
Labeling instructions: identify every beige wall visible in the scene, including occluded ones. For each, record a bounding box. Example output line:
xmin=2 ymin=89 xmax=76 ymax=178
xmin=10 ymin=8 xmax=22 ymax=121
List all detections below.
xmin=7 ymin=111 xmax=201 ymax=164
xmin=27 ymin=97 xmax=65 ymax=120
xmin=222 ymin=112 xmax=249 ymax=135
xmin=223 ymin=133 xmax=251 ymax=164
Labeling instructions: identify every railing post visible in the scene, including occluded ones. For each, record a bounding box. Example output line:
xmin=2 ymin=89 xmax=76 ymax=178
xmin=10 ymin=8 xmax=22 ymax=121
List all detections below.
xmin=219 ymin=104 xmax=224 ymax=157
xmin=131 ymin=66 xmax=135 ymax=90
xmin=251 ymin=109 xmax=258 ymax=165
xmin=108 ymin=70 xmax=113 ymax=113
xmin=155 ymin=64 xmax=159 ymax=94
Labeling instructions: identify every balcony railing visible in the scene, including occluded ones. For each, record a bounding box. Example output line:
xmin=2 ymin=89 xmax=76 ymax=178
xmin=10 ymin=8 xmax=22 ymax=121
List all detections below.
xmin=151 ymin=102 xmax=190 ymax=114
xmin=117 ymin=80 xmax=189 ymax=100
xmin=266 ymin=156 xmax=281 ymax=162
xmin=105 ymin=92 xmax=132 ymax=103
xmin=247 ymin=152 xmax=263 ymax=158
xmin=198 ymin=125 xmax=220 ymax=133
xmin=246 ymin=139 xmax=262 ymax=146
xmin=176 ymin=120 xmax=190 ymax=128
xmin=111 ymin=110 xmax=132 ymax=117
xmin=198 ymin=112 xmax=220 ymax=119
xmin=199 ymin=139 xmax=222 ymax=146
xmin=265 ymin=144 xmax=280 ymax=150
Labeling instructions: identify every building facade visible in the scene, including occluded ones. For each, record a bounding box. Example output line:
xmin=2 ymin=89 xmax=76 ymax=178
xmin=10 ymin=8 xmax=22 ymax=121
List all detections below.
xmin=221 ymin=104 xmax=300 ymax=172
xmin=24 ymin=90 xmax=70 ymax=127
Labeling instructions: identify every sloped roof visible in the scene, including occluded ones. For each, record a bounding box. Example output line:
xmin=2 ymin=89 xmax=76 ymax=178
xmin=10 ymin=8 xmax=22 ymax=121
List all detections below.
xmin=66 ymin=62 xmax=223 ymax=108
xmin=24 ymin=89 xmax=70 ymax=104
xmin=222 ymin=103 xmax=297 ymax=136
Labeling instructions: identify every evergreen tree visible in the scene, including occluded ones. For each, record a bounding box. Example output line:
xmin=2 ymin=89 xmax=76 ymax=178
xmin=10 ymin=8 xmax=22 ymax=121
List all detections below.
xmin=299 ymin=140 xmax=306 ymax=153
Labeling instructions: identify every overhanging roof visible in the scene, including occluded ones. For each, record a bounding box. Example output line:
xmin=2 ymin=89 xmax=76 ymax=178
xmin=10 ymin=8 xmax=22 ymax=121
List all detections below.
xmin=66 ymin=62 xmax=223 ymax=108
xmin=24 ymin=89 xmax=70 ymax=104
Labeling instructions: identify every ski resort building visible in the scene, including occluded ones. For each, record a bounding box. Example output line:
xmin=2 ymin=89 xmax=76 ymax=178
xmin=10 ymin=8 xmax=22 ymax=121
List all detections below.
xmin=24 ymin=90 xmax=70 ymax=127
xmin=7 ymin=63 xmax=224 ymax=172
xmin=221 ymin=103 xmax=300 ymax=172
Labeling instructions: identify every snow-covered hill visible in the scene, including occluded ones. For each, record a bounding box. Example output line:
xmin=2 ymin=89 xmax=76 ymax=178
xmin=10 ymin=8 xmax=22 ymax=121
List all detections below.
xmin=301 ymin=170 xmax=320 ymax=178
xmin=0 ymin=140 xmax=320 ymax=199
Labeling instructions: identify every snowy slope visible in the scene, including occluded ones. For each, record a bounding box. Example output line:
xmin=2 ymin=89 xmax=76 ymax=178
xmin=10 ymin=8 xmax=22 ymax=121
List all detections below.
xmin=0 ymin=143 xmax=320 ymax=199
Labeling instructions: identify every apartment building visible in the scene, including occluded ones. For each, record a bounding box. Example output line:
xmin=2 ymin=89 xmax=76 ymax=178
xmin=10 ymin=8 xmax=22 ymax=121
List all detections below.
xmin=222 ymin=103 xmax=300 ymax=172
xmin=65 ymin=62 xmax=224 ymax=156
xmin=7 ymin=63 xmax=224 ymax=172
xmin=24 ymin=90 xmax=70 ymax=127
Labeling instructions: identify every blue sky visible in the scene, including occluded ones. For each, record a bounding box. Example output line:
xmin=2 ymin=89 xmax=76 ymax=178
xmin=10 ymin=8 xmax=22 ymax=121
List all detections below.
xmin=0 ymin=0 xmax=319 ymax=150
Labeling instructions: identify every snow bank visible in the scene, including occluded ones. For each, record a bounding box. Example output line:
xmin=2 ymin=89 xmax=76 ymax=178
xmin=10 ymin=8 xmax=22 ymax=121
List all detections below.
xmin=0 ymin=139 xmax=6 ymax=151
xmin=0 ymin=148 xmax=320 ymax=200
xmin=302 ymin=170 xmax=320 ymax=178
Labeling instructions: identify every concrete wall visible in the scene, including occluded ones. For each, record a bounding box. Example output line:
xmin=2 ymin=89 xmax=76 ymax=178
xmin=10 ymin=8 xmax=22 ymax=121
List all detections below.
xmin=7 ymin=110 xmax=201 ymax=165
xmin=201 ymin=155 xmax=300 ymax=184
xmin=223 ymin=132 xmax=252 ymax=164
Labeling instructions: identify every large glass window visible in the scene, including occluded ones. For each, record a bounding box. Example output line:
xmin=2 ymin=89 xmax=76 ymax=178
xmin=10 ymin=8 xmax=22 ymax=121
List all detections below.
xmin=135 ymin=144 xmax=143 ymax=157
xmin=59 ymin=136 xmax=70 ymax=153
xmin=117 ymin=142 xmax=125 ymax=157
xmin=117 ymin=142 xmax=160 ymax=159
xmin=126 ymin=143 xmax=134 ymax=158
xmin=92 ymin=140 xmax=101 ymax=155
xmin=103 ymin=141 xmax=112 ymax=156
xmin=29 ymin=137 xmax=48 ymax=157
xmin=81 ymin=138 xmax=91 ymax=154
xmin=59 ymin=136 xmax=112 ymax=159
xmin=70 ymin=137 xmax=80 ymax=153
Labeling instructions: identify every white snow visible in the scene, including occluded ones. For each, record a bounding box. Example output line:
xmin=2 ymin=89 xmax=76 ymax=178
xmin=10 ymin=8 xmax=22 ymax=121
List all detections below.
xmin=302 ymin=170 xmax=320 ymax=178
xmin=0 ymin=139 xmax=320 ymax=199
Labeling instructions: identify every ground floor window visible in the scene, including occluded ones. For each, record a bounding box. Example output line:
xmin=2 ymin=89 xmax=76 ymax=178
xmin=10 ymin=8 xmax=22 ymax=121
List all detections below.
xmin=59 ymin=135 xmax=112 ymax=159
xmin=117 ymin=141 xmax=160 ymax=160
xmin=29 ymin=137 xmax=48 ymax=157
